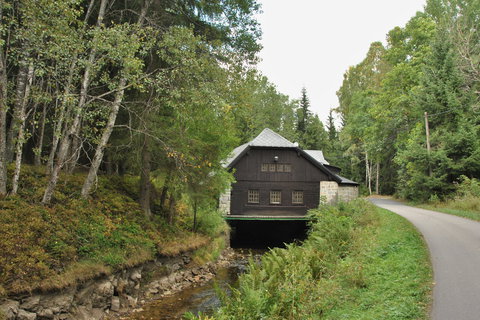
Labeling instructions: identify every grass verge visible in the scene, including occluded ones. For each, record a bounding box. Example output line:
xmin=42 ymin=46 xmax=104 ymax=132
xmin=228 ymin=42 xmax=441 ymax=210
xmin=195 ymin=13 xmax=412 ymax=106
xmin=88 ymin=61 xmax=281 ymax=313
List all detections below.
xmin=417 ymin=196 xmax=480 ymax=222
xmin=190 ymin=199 xmax=432 ymax=320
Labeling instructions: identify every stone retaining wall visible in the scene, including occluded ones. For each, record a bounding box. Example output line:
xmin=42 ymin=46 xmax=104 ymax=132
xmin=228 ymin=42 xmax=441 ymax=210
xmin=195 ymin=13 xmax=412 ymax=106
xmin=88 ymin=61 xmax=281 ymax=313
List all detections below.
xmin=0 ymin=250 xmax=233 ymax=320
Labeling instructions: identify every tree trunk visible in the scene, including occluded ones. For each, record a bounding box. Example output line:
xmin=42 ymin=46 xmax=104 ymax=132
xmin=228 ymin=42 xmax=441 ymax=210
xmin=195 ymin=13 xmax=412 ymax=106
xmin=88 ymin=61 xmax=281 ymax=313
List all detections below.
xmin=138 ymin=134 xmax=152 ymax=216
xmin=365 ymin=151 xmax=372 ymax=195
xmin=160 ymin=170 xmax=171 ymax=213
xmin=42 ymin=0 xmax=108 ymax=204
xmin=6 ymin=61 xmax=29 ymax=162
xmin=66 ymin=122 xmax=82 ymax=173
xmin=81 ymin=78 xmax=126 ymax=197
xmin=0 ymin=35 xmax=8 ymax=195
xmin=81 ymin=0 xmax=151 ymax=197
xmin=168 ymin=193 xmax=176 ymax=225
xmin=375 ymin=162 xmax=380 ymax=195
xmin=193 ymin=200 xmax=198 ymax=232
xmin=47 ymin=64 xmax=75 ymax=174
xmin=34 ymin=103 xmax=47 ymax=166
xmin=11 ymin=62 xmax=34 ymax=194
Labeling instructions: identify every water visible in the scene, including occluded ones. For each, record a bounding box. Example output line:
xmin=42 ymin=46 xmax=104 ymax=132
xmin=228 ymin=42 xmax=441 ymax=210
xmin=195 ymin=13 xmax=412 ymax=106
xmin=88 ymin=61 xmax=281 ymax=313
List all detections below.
xmin=126 ymin=249 xmax=262 ymax=320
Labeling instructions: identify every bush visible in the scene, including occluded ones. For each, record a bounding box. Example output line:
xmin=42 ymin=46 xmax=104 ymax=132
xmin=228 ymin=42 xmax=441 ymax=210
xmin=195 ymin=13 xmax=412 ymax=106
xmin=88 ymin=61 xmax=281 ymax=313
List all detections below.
xmin=198 ymin=199 xmax=431 ymax=320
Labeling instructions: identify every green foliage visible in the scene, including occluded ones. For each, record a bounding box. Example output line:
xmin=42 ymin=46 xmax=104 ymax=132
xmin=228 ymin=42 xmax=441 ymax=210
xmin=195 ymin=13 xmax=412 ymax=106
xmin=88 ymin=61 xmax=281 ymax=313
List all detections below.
xmin=0 ymin=165 xmax=210 ymax=295
xmin=336 ymin=3 xmax=480 ymax=199
xmin=420 ymin=176 xmax=480 ymax=220
xmin=201 ymin=200 xmax=431 ymax=320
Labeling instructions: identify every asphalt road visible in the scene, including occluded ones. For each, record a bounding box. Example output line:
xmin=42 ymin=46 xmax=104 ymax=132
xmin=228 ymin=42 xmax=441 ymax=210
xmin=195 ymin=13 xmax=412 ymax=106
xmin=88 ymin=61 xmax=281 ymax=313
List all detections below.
xmin=370 ymin=198 xmax=480 ymax=320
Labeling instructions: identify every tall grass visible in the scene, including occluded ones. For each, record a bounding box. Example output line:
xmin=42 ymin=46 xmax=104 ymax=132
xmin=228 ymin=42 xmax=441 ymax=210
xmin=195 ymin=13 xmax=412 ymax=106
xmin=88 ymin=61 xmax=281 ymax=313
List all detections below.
xmin=190 ymin=199 xmax=431 ymax=320
xmin=421 ymin=176 xmax=480 ymax=221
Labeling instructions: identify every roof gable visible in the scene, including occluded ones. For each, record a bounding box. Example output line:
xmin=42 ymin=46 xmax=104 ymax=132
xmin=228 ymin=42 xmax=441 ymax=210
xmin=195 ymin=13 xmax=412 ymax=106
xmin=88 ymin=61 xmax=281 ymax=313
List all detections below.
xmin=222 ymin=128 xmax=358 ymax=186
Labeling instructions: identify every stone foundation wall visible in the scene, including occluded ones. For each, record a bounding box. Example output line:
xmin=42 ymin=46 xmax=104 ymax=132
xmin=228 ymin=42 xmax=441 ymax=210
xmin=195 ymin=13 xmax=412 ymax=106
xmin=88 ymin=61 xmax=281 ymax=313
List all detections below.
xmin=218 ymin=188 xmax=231 ymax=215
xmin=0 ymin=250 xmax=233 ymax=320
xmin=338 ymin=186 xmax=359 ymax=203
xmin=320 ymin=181 xmax=339 ymax=205
xmin=320 ymin=181 xmax=358 ymax=204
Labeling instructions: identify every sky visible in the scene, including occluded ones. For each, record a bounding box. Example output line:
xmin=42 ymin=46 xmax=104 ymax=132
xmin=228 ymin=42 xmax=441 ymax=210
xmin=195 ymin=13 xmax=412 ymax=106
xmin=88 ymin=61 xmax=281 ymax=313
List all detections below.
xmin=256 ymin=0 xmax=427 ymax=124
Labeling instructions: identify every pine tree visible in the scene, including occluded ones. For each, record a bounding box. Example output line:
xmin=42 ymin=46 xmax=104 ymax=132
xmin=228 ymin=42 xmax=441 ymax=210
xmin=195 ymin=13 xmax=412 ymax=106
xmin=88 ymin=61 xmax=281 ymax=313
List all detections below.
xmin=297 ymin=87 xmax=310 ymax=136
xmin=326 ymin=109 xmax=337 ymax=142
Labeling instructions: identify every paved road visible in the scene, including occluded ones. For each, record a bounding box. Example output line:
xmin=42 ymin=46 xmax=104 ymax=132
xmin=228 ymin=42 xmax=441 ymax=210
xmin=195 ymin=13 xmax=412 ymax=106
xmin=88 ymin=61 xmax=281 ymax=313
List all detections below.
xmin=370 ymin=198 xmax=480 ymax=320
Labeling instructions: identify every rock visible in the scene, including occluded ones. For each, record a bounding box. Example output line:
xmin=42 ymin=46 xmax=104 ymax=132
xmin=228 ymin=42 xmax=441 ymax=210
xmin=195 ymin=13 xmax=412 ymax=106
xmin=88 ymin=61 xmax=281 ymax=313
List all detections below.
xmin=74 ymin=282 xmax=95 ymax=307
xmin=0 ymin=300 xmax=19 ymax=320
xmin=20 ymin=296 xmax=40 ymax=312
xmin=110 ymin=297 xmax=120 ymax=312
xmin=17 ymin=309 xmax=37 ymax=320
xmin=71 ymin=306 xmax=104 ymax=320
xmin=115 ymin=278 xmax=128 ymax=295
xmin=125 ymin=295 xmax=137 ymax=308
xmin=37 ymin=308 xmax=54 ymax=319
xmin=92 ymin=280 xmax=114 ymax=308
xmin=40 ymin=287 xmax=75 ymax=314
xmin=146 ymin=288 xmax=158 ymax=296
xmin=130 ymin=270 xmax=142 ymax=282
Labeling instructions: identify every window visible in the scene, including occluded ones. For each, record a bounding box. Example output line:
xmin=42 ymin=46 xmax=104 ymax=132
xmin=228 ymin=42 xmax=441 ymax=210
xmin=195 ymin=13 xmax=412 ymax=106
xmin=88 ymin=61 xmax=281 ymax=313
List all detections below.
xmin=292 ymin=191 xmax=304 ymax=204
xmin=270 ymin=191 xmax=281 ymax=204
xmin=248 ymin=190 xmax=259 ymax=203
xmin=261 ymin=163 xmax=291 ymax=172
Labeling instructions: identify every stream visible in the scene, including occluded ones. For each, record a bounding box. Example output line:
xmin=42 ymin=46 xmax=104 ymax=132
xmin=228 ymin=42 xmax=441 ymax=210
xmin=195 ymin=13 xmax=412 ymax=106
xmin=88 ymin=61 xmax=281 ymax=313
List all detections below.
xmin=124 ymin=249 xmax=264 ymax=320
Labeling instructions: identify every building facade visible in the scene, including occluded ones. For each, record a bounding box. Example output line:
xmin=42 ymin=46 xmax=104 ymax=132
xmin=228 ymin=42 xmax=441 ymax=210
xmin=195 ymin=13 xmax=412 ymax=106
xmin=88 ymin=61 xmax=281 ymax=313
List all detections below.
xmin=220 ymin=128 xmax=358 ymax=217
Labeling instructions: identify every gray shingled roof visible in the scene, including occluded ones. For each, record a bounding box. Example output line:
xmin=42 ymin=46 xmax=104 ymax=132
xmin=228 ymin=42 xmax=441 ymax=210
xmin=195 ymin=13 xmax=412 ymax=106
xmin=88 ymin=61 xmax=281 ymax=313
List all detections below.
xmin=223 ymin=128 xmax=297 ymax=168
xmin=222 ymin=128 xmax=358 ymax=185
xmin=249 ymin=128 xmax=297 ymax=148
xmin=304 ymin=150 xmax=329 ymax=165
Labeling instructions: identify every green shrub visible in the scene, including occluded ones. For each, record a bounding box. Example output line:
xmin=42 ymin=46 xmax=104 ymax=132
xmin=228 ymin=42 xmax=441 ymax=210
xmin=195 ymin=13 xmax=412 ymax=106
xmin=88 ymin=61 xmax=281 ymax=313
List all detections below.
xmin=201 ymin=199 xmax=431 ymax=320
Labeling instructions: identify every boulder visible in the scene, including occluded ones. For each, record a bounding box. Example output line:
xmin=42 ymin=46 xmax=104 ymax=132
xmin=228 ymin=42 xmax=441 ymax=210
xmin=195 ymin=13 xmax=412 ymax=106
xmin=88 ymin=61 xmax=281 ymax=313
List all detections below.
xmin=130 ymin=270 xmax=142 ymax=282
xmin=110 ymin=297 xmax=120 ymax=312
xmin=0 ymin=300 xmax=19 ymax=320
xmin=20 ymin=296 xmax=40 ymax=312
xmin=17 ymin=309 xmax=37 ymax=320
xmin=92 ymin=280 xmax=114 ymax=308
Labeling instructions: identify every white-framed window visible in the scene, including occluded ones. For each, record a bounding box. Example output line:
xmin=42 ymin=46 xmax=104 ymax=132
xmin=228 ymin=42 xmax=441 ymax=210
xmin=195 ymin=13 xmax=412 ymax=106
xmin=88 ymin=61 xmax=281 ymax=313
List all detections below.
xmin=270 ymin=190 xmax=281 ymax=204
xmin=269 ymin=163 xmax=276 ymax=172
xmin=261 ymin=163 xmax=268 ymax=172
xmin=276 ymin=163 xmax=284 ymax=172
xmin=284 ymin=164 xmax=292 ymax=172
xmin=292 ymin=191 xmax=304 ymax=204
xmin=248 ymin=190 xmax=259 ymax=203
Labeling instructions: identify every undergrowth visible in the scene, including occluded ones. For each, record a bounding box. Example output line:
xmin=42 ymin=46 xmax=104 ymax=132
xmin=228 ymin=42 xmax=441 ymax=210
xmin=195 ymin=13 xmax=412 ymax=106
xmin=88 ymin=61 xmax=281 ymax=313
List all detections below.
xmin=0 ymin=165 xmax=227 ymax=296
xmin=189 ymin=199 xmax=431 ymax=320
xmin=419 ymin=176 xmax=480 ymax=221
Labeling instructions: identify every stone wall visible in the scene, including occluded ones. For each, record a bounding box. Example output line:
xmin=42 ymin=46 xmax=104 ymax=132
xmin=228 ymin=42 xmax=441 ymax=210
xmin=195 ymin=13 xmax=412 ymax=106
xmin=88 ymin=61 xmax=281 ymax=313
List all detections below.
xmin=320 ymin=181 xmax=358 ymax=204
xmin=218 ymin=188 xmax=231 ymax=215
xmin=338 ymin=186 xmax=359 ymax=202
xmin=320 ymin=181 xmax=339 ymax=204
xmin=0 ymin=251 xmax=233 ymax=320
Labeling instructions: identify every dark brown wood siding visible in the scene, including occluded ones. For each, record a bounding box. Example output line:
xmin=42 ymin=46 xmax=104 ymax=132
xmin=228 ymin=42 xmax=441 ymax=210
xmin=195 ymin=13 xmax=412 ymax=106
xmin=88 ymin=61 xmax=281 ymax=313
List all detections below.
xmin=230 ymin=147 xmax=331 ymax=216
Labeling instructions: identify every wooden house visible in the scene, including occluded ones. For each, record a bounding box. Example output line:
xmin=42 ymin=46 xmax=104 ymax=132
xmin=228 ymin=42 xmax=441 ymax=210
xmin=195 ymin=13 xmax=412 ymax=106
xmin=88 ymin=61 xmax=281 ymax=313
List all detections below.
xmin=219 ymin=128 xmax=358 ymax=218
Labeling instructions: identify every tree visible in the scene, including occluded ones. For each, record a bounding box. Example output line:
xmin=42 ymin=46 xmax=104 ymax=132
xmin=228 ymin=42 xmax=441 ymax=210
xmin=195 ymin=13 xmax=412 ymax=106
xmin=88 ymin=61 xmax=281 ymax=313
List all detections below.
xmin=297 ymin=87 xmax=310 ymax=137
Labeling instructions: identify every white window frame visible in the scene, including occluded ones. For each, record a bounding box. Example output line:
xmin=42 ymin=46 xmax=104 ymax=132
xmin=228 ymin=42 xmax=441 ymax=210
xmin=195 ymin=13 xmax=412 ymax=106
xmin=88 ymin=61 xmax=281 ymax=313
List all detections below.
xmin=270 ymin=190 xmax=281 ymax=204
xmin=248 ymin=190 xmax=260 ymax=204
xmin=292 ymin=191 xmax=304 ymax=204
